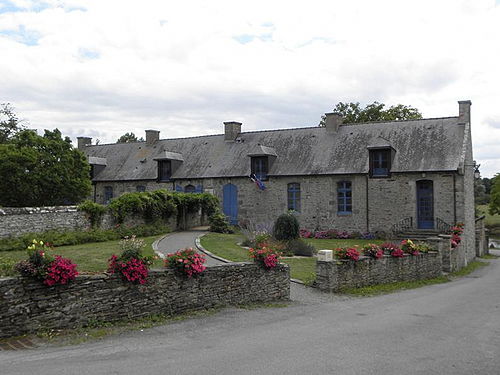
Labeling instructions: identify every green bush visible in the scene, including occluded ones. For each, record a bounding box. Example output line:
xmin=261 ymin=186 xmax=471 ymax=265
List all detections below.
xmin=273 ymin=213 xmax=299 ymax=241
xmin=78 ymin=200 xmax=107 ymax=228
xmin=209 ymin=212 xmax=233 ymax=234
xmin=285 ymin=239 xmax=316 ymax=257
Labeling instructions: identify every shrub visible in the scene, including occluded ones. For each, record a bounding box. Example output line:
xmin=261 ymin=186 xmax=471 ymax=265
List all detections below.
xmin=249 ymin=245 xmax=282 ymax=269
xmin=360 ymin=232 xmax=376 ymax=240
xmin=415 ymin=242 xmax=432 ymax=253
xmin=208 ymin=212 xmax=233 ymax=233
xmin=285 ymin=239 xmax=316 ymax=257
xmin=164 ymin=248 xmax=206 ymax=277
xmin=334 ymin=247 xmax=360 ymax=261
xmin=254 ymin=232 xmax=272 ymax=247
xmin=314 ymin=231 xmax=329 ymax=239
xmin=362 ymin=243 xmax=383 ymax=259
xmin=14 ymin=239 xmax=78 ymax=285
xmin=78 ymin=200 xmax=107 ymax=228
xmin=273 ymin=213 xmax=299 ymax=241
xmin=380 ymin=242 xmax=400 ymax=253
xmin=336 ymin=231 xmax=351 ymax=239
xmin=390 ymin=249 xmax=405 ymax=258
xmin=107 ymin=236 xmax=153 ymax=284
xmin=299 ymin=229 xmax=313 ymax=238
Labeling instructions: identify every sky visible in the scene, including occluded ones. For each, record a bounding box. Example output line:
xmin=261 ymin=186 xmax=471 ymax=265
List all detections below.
xmin=0 ymin=0 xmax=499 ymax=177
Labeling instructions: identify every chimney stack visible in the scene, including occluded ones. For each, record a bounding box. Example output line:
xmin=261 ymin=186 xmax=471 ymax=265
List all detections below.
xmin=324 ymin=112 xmax=343 ymax=132
xmin=458 ymin=100 xmax=472 ymax=124
xmin=77 ymin=136 xmax=92 ymax=150
xmin=145 ymin=130 xmax=160 ymax=146
xmin=224 ymin=121 xmax=242 ymax=142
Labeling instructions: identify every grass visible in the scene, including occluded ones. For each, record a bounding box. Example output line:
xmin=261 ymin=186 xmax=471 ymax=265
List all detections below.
xmin=200 ymin=234 xmax=392 ymax=284
xmin=342 ymin=260 xmax=489 ymax=296
xmin=0 ymin=235 xmax=166 ymax=275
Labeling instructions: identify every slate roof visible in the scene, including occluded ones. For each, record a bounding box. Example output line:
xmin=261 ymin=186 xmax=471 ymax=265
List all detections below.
xmin=84 ymin=116 xmax=465 ymax=181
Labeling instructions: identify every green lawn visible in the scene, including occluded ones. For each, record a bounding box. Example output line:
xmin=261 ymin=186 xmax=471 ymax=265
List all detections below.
xmin=0 ymin=235 xmax=166 ymax=275
xmin=477 ymin=205 xmax=500 ymax=236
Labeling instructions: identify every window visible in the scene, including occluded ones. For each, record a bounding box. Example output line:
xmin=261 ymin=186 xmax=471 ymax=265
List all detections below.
xmin=251 ymin=156 xmax=268 ymax=180
xmin=158 ymin=160 xmax=172 ymax=182
xmin=370 ymin=149 xmax=391 ymax=177
xmin=337 ymin=181 xmax=352 ymax=214
xmin=184 ymin=184 xmax=195 ymax=193
xmin=287 ymin=183 xmax=301 ymax=212
xmin=136 ymin=185 xmax=146 ymax=192
xmin=104 ymin=186 xmax=113 ymax=204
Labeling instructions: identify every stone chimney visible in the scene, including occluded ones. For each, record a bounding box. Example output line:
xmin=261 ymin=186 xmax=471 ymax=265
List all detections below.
xmin=324 ymin=112 xmax=343 ymax=132
xmin=145 ymin=130 xmax=160 ymax=146
xmin=77 ymin=136 xmax=92 ymax=150
xmin=224 ymin=121 xmax=242 ymax=142
xmin=458 ymin=100 xmax=472 ymax=124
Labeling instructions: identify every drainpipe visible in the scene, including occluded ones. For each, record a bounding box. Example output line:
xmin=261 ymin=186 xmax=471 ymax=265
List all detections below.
xmin=365 ymin=175 xmax=370 ymax=232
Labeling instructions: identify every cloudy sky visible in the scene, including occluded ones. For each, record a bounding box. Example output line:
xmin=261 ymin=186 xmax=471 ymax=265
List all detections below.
xmin=0 ymin=0 xmax=499 ymax=177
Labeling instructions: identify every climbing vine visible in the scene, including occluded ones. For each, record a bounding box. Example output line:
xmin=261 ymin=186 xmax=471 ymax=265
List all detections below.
xmin=78 ymin=200 xmax=107 ymax=228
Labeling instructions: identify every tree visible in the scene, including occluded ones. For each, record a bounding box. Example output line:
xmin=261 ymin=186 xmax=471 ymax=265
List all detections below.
xmin=319 ymin=101 xmax=423 ymax=126
xmin=0 ymin=129 xmax=91 ymax=207
xmin=117 ymin=132 xmax=144 ymax=143
xmin=489 ymin=174 xmax=500 ymax=216
xmin=475 ymin=177 xmax=491 ymax=205
xmin=0 ymin=103 xmax=25 ymax=143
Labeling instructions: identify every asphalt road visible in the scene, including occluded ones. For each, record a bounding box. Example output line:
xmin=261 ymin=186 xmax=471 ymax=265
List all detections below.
xmin=2 ymin=253 xmax=500 ymax=375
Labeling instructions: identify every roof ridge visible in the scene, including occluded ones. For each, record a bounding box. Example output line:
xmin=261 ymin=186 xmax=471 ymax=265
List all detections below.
xmin=339 ymin=116 xmax=458 ymax=126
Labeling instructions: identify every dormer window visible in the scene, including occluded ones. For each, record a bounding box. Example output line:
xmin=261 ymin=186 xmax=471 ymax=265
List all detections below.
xmin=158 ymin=160 xmax=172 ymax=182
xmin=251 ymin=156 xmax=268 ymax=181
xmin=369 ymin=149 xmax=391 ymax=177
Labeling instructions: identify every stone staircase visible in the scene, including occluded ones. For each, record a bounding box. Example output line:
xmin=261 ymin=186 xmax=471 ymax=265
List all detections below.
xmin=394 ymin=229 xmax=442 ymax=241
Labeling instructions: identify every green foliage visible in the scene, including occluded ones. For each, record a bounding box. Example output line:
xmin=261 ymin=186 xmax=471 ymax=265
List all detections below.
xmin=118 ymin=236 xmax=146 ymax=261
xmin=285 ymin=238 xmax=316 ymax=257
xmin=209 ymin=212 xmax=234 ymax=233
xmin=108 ymin=190 xmax=218 ymax=224
xmin=273 ymin=213 xmax=300 ymax=241
xmin=489 ymin=173 xmax=500 ymax=216
xmin=475 ymin=176 xmax=491 ymax=205
xmin=0 ymin=103 xmax=25 ymax=143
xmin=0 ymin=223 xmax=168 ymax=252
xmin=78 ymin=200 xmax=107 ymax=228
xmin=116 ymin=132 xmax=144 ymax=143
xmin=0 ymin=129 xmax=91 ymax=206
xmin=319 ymin=101 xmax=422 ymax=126
xmin=0 ymin=256 xmax=16 ymax=276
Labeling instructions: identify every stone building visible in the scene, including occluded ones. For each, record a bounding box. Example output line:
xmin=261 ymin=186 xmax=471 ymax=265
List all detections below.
xmin=79 ymin=100 xmax=476 ymax=263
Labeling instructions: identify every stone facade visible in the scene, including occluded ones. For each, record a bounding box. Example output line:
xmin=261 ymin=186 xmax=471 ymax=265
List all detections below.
xmin=0 ymin=206 xmax=204 ymax=239
xmin=316 ymin=252 xmax=442 ymax=292
xmin=0 ymin=263 xmax=290 ymax=338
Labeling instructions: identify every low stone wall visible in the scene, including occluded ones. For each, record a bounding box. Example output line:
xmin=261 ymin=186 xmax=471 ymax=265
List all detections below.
xmin=316 ymin=252 xmax=442 ymax=292
xmin=475 ymin=217 xmax=489 ymax=257
xmin=0 ymin=206 xmax=205 ymax=239
xmin=436 ymin=235 xmax=466 ymax=272
xmin=0 ymin=263 xmax=289 ymax=338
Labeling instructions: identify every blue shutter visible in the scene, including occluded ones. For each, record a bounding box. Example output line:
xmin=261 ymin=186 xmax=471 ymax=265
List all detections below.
xmin=195 ymin=185 xmax=203 ymax=193
xmin=175 ymin=185 xmax=183 ymax=192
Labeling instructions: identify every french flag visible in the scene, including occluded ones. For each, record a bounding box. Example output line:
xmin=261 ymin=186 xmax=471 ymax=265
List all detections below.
xmin=250 ymin=174 xmax=266 ymax=190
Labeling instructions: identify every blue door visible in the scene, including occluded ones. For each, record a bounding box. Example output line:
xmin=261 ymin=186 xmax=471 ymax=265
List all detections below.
xmin=223 ymin=184 xmax=238 ymax=225
xmin=417 ymin=180 xmax=434 ymax=229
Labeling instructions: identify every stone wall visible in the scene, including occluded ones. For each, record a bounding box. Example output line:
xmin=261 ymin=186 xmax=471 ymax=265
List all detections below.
xmin=316 ymin=252 xmax=442 ymax=292
xmin=95 ymin=171 xmax=458 ymax=235
xmin=0 ymin=263 xmax=289 ymax=338
xmin=0 ymin=206 xmax=204 ymax=240
xmin=475 ymin=217 xmax=489 ymax=257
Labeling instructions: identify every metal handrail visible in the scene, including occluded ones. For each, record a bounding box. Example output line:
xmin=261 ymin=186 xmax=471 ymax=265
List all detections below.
xmin=391 ymin=217 xmax=413 ymax=235
xmin=435 ymin=217 xmax=453 ymax=234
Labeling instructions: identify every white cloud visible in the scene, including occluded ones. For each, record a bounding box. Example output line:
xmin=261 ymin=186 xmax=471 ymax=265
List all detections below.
xmin=0 ymin=0 xmax=499 ymax=176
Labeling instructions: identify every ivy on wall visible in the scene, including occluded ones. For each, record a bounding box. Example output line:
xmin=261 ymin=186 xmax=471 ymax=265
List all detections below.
xmin=78 ymin=190 xmax=220 ymax=224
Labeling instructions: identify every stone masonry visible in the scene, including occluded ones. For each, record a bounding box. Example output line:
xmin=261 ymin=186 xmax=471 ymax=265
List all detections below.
xmin=0 ymin=263 xmax=290 ymax=338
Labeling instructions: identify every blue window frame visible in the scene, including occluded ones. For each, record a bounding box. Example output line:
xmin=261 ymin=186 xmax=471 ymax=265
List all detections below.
xmin=287 ymin=183 xmax=301 ymax=212
xmin=251 ymin=156 xmax=268 ymax=180
xmin=370 ymin=149 xmax=391 ymax=177
xmin=104 ymin=186 xmax=113 ymax=204
xmin=184 ymin=184 xmax=195 ymax=193
xmin=337 ymin=181 xmax=352 ymax=214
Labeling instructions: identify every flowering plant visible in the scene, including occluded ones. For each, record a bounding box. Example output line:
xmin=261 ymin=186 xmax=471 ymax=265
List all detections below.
xmin=390 ymin=248 xmax=405 ymax=258
xmin=164 ymin=248 xmax=207 ymax=277
xmin=380 ymin=242 xmax=400 ymax=253
xmin=299 ymin=229 xmax=313 ymax=238
xmin=15 ymin=239 xmax=78 ymax=286
xmin=314 ymin=231 xmax=329 ymax=239
xmin=400 ymin=239 xmax=419 ymax=255
xmin=335 ymin=247 xmax=360 ymax=261
xmin=450 ymin=223 xmax=464 ymax=249
xmin=362 ymin=244 xmax=384 ymax=259
xmin=107 ymin=236 xmax=153 ymax=284
xmin=336 ymin=231 xmax=351 ymax=239
xmin=415 ymin=242 xmax=432 ymax=253
xmin=248 ymin=245 xmax=282 ymax=269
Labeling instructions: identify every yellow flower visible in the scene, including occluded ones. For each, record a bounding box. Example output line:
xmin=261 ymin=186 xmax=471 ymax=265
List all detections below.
xmin=32 ymin=239 xmax=37 ymax=244
xmin=39 ymin=241 xmax=44 ymax=246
